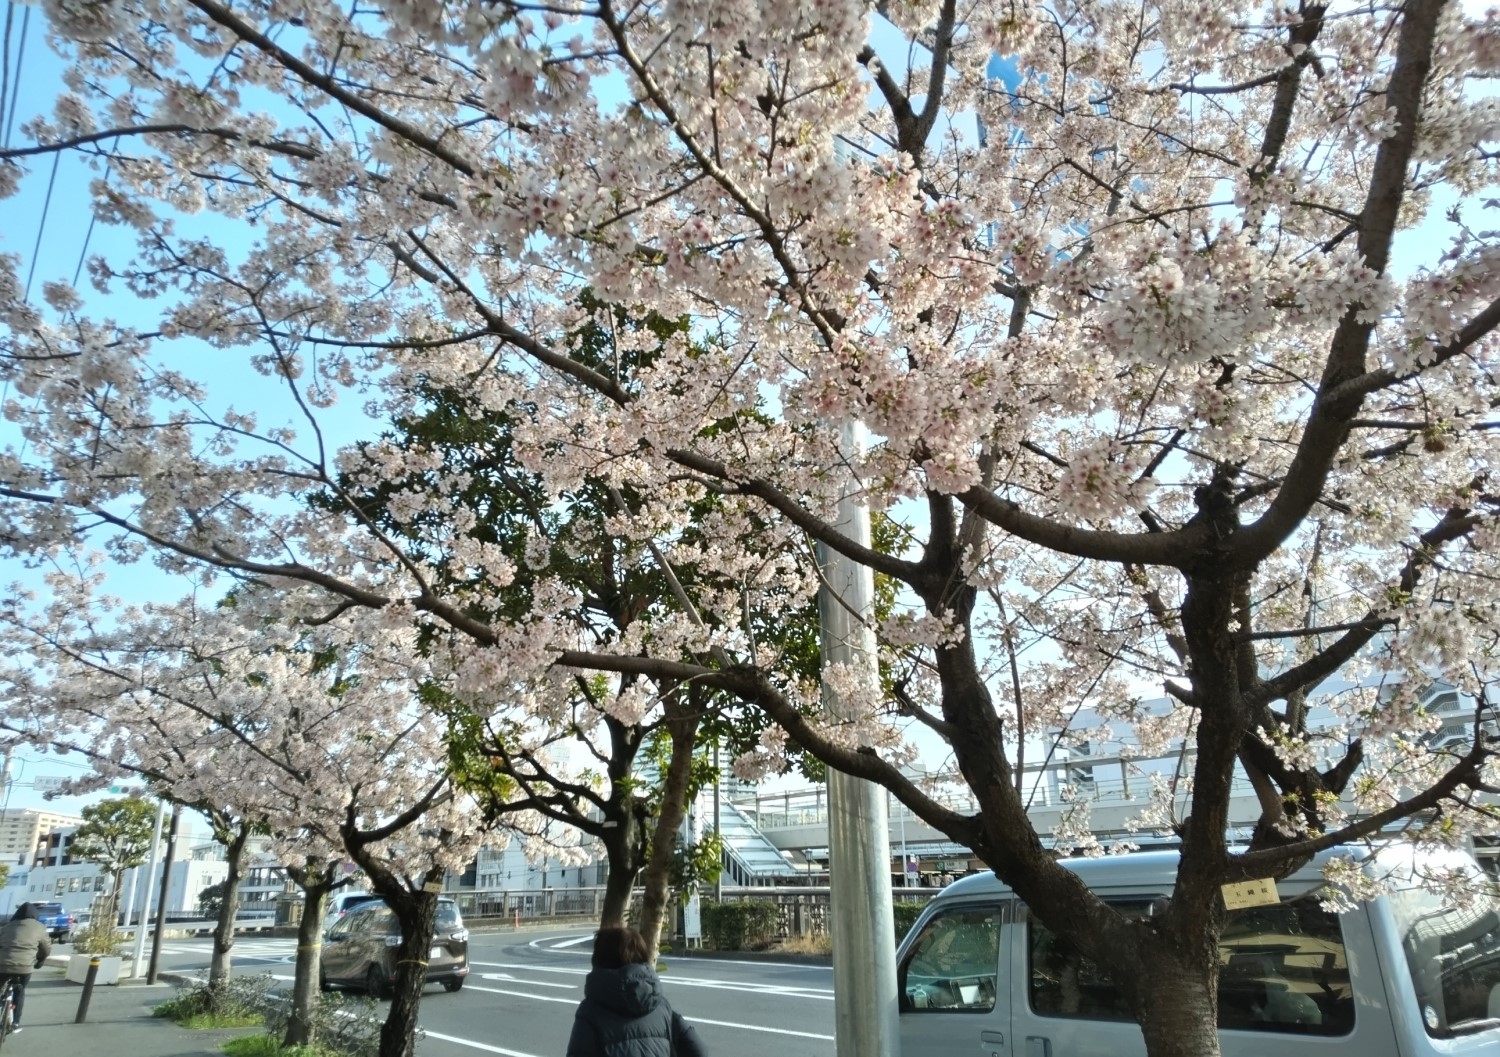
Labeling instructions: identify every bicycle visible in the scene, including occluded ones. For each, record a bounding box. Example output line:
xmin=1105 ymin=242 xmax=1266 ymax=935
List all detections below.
xmin=0 ymin=975 xmax=16 ymax=1048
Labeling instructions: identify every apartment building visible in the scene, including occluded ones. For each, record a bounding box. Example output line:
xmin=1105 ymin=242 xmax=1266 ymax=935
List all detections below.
xmin=0 ymin=809 xmax=81 ymax=867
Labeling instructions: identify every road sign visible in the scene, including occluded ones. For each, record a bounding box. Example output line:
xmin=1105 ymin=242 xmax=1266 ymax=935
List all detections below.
xmin=32 ymin=776 xmax=67 ymax=791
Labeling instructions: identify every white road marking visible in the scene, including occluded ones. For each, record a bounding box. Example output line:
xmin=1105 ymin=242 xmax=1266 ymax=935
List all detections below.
xmin=478 ymin=972 xmax=575 ymax=989
xmin=463 ymin=984 xmax=835 ymax=1039
xmin=463 ymin=984 xmax=576 ymax=1005
xmin=469 ymin=961 xmax=586 ymax=976
xmin=518 ymin=934 xmax=833 ymax=972
xmin=685 ymin=1016 xmax=834 ymax=1040
xmin=471 ymin=961 xmax=832 ymax=1000
xmin=421 ymin=1029 xmax=545 ymax=1056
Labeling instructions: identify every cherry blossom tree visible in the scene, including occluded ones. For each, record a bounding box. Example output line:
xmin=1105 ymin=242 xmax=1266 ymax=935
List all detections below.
xmin=1 ymin=2 xmax=1499 ymax=1056
xmin=0 ymin=584 xmax=524 ymax=1057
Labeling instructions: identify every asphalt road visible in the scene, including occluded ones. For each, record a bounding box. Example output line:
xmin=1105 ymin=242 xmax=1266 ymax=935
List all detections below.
xmin=145 ymin=928 xmax=837 ymax=1057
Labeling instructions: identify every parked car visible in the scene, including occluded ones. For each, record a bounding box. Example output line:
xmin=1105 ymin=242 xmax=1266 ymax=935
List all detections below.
xmin=320 ymin=897 xmax=469 ymax=996
xmin=896 ymin=843 xmax=1500 ymax=1057
xmin=321 ymin=890 xmax=378 ymax=936
xmin=30 ymin=901 xmax=75 ymax=942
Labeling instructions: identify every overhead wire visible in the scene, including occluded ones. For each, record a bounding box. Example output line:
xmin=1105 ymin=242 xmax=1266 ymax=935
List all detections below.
xmin=0 ymin=2 xmax=14 ymax=151
xmin=1 ymin=3 xmax=25 ymax=148
xmin=73 ymin=140 xmax=116 ymax=287
xmin=23 ymin=151 xmax=59 ymax=300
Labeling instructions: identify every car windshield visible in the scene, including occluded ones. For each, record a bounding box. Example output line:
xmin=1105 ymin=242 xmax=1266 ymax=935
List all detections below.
xmin=437 ymin=902 xmax=462 ymax=930
xmin=33 ymin=903 xmax=63 ymax=913
xmin=1380 ymin=854 xmax=1500 ymax=1038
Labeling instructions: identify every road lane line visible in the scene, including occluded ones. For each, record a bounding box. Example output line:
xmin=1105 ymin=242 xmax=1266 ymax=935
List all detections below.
xmin=551 ymin=935 xmax=594 ymax=948
xmin=464 ymin=984 xmax=834 ymax=1038
xmin=478 ymin=973 xmax=575 ymax=988
xmin=463 ymin=984 xmax=576 ymax=1005
xmin=471 ymin=961 xmax=832 ymax=998
xmin=470 ymin=961 xmax=586 ymax=975
xmin=421 ymin=1029 xmax=545 ymax=1056
xmin=683 ymin=1016 xmax=834 ymax=1040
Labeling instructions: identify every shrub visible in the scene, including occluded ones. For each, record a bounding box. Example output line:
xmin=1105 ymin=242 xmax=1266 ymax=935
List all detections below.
xmin=70 ymin=922 xmax=125 ymax=956
xmin=893 ymin=901 xmax=926 ymax=944
xmin=701 ymin=900 xmax=779 ymax=951
xmin=260 ymin=991 xmax=384 ymax=1057
xmin=154 ymin=973 xmax=273 ymax=1027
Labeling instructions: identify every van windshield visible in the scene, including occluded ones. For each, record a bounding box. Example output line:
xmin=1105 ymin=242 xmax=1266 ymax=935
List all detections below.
xmin=1386 ymin=862 xmax=1500 ymax=1038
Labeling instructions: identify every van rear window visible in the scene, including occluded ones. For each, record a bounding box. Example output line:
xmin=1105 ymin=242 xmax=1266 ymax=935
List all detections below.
xmin=1028 ymin=900 xmax=1354 ymax=1035
xmin=1386 ymin=869 xmax=1500 ymax=1038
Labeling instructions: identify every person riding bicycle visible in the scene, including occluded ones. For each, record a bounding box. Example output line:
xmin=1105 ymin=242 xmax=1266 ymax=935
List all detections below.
xmin=0 ymin=903 xmax=54 ymax=1033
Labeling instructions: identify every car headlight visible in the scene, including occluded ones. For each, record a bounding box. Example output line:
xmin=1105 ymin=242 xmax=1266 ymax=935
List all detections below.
xmin=450 ymin=929 xmax=469 ymax=942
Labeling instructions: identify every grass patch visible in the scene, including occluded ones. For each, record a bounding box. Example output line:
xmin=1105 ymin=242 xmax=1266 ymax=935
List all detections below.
xmin=154 ymin=974 xmax=274 ymax=1028
xmin=181 ymin=1011 xmax=265 ymax=1029
xmin=221 ymin=1033 xmax=342 ymax=1057
xmin=775 ymin=933 xmax=833 ymax=956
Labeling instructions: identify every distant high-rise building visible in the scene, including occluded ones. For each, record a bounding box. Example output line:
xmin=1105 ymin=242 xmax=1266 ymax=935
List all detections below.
xmin=0 ymin=809 xmax=82 ymax=867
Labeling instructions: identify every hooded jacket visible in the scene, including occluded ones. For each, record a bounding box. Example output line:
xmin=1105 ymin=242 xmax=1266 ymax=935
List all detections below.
xmin=0 ymin=904 xmax=52 ymax=976
xmin=565 ymin=962 xmax=706 ymax=1057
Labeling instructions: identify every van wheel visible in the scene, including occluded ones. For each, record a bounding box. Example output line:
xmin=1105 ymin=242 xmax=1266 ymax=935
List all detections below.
xmin=319 ymin=969 xmax=332 ymax=993
xmin=442 ymin=978 xmax=463 ymax=993
xmin=366 ymin=966 xmax=389 ymax=1000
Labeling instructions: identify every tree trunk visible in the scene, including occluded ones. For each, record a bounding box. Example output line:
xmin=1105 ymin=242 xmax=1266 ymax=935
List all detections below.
xmin=208 ymin=825 xmax=250 ymax=1000
xmin=284 ymin=876 xmax=333 ymax=1048
xmin=598 ymin=825 xmax=640 ymax=929
xmin=376 ymin=885 xmax=439 ymax=1057
xmin=1135 ymin=947 xmax=1223 ymax=1057
xmin=636 ymin=701 xmax=700 ymax=959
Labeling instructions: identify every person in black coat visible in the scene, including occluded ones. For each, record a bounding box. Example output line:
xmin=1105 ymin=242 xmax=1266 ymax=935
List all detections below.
xmin=566 ymin=926 xmax=706 ymax=1057
xmin=0 ymin=903 xmax=53 ymax=1032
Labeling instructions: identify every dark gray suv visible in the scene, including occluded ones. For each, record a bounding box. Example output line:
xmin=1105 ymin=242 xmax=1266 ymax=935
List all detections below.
xmin=319 ymin=898 xmax=469 ymax=996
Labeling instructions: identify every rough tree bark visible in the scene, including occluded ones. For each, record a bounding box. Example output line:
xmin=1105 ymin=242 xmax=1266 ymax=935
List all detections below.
xmin=635 ymin=692 xmax=702 ymax=960
xmin=281 ymin=860 xmax=337 ymax=1048
xmin=207 ymin=822 xmax=252 ymax=1002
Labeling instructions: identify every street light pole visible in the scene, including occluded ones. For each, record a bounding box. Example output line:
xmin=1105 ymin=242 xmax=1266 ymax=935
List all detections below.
xmin=147 ymin=803 xmax=181 ymax=983
xmin=129 ymin=799 xmax=167 ymax=977
xmin=818 ymin=419 xmax=897 ymax=1057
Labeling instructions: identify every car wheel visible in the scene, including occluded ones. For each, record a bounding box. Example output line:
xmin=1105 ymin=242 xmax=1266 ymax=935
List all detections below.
xmin=366 ymin=965 xmax=388 ymax=1000
xmin=58 ymin=933 xmax=69 ymax=944
xmin=442 ymin=978 xmax=463 ymax=993
xmin=319 ymin=968 xmax=333 ymax=993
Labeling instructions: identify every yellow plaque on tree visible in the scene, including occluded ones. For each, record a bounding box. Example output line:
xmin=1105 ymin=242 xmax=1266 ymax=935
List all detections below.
xmin=1221 ymin=877 xmax=1279 ymax=909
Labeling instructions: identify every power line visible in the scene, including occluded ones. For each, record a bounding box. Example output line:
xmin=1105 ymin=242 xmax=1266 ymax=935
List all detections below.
xmin=23 ymin=149 xmax=59 ymax=300
xmin=0 ymin=2 xmax=14 ymax=152
xmin=73 ymin=143 xmax=116 ymax=286
xmin=1 ymin=3 xmax=27 ymax=149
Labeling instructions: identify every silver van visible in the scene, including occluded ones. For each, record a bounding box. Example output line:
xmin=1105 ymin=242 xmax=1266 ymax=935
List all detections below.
xmin=897 ymin=844 xmax=1500 ymax=1057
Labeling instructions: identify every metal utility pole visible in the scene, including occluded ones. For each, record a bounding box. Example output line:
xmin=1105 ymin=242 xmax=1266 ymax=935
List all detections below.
xmin=817 ymin=419 xmax=897 ymax=1057
xmin=713 ymin=741 xmax=723 ymax=901
xmin=129 ymin=799 xmax=167 ymax=977
xmin=147 ymin=803 xmax=181 ymax=983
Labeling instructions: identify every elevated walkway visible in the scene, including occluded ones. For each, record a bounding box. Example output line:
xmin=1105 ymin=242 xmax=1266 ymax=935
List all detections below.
xmin=706 ymin=794 xmax=800 ymax=884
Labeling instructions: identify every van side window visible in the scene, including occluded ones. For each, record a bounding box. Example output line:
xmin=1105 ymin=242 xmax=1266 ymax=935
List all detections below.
xmin=1027 ymin=901 xmax=1355 ymax=1036
xmin=899 ymin=906 xmax=1001 ymax=1013
xmin=1216 ymin=900 xmax=1354 ymax=1036
xmin=1386 ymin=873 xmax=1500 ymax=1038
xmin=1027 ymin=905 xmax=1141 ymax=1021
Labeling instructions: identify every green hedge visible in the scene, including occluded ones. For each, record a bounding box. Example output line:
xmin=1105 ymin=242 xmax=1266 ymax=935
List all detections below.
xmin=893 ymin=901 xmax=925 ymax=944
xmin=702 ymin=900 xmax=780 ymax=950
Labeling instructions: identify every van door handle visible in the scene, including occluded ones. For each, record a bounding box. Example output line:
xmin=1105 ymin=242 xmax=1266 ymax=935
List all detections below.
xmin=979 ymin=1029 xmax=1005 ymax=1055
xmin=1025 ymin=1038 xmax=1051 ymax=1057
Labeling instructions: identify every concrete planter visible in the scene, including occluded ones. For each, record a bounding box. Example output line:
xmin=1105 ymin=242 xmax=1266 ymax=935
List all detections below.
xmin=65 ymin=953 xmax=124 ymax=985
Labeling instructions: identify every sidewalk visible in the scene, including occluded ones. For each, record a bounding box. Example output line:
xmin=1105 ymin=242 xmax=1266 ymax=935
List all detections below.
xmin=8 ymin=970 xmax=252 ymax=1057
